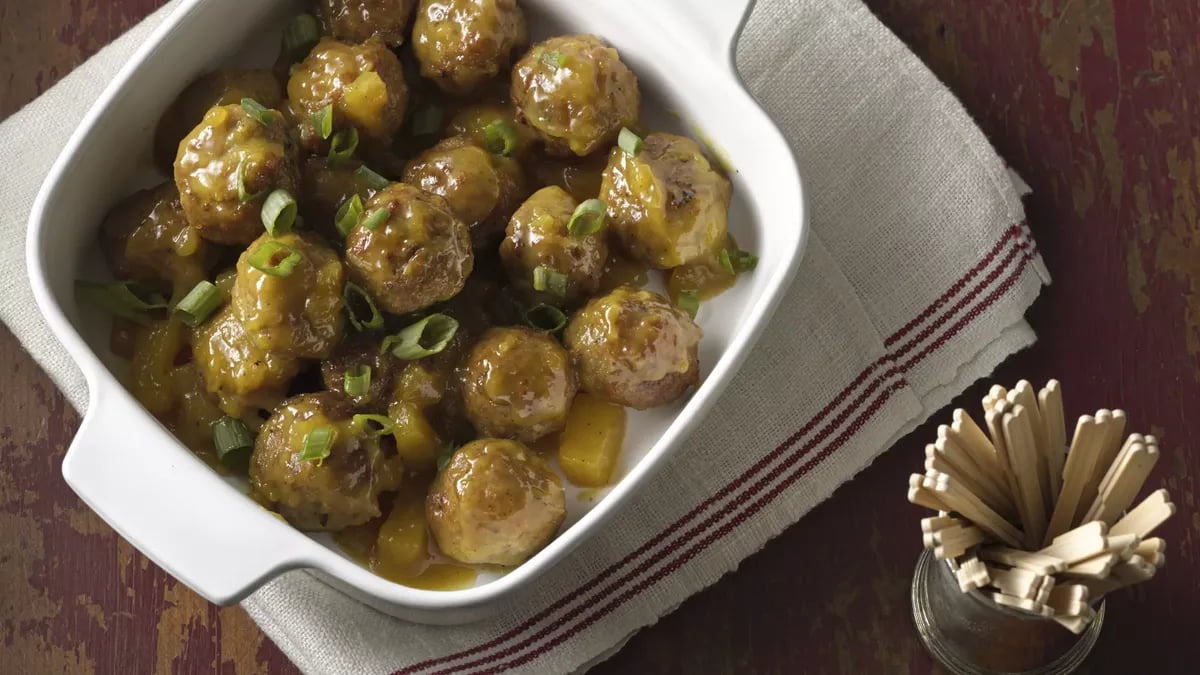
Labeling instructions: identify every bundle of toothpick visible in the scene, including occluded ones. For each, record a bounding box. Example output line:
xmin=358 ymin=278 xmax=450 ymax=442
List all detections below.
xmin=908 ymin=379 xmax=1175 ymax=633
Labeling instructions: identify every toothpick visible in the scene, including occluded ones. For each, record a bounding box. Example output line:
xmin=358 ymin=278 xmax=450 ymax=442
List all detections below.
xmin=1088 ymin=438 xmax=1160 ymax=526
xmin=1038 ymin=521 xmax=1108 ymax=564
xmin=908 ymin=473 xmax=952 ymax=512
xmin=990 ymin=592 xmax=1054 ymax=618
xmin=1134 ymin=537 xmax=1165 ymax=558
xmin=1003 ymin=405 xmax=1048 ymax=546
xmin=1109 ymin=489 xmax=1175 ymax=538
xmin=925 ymin=444 xmax=1014 ymax=516
xmin=977 ymin=546 xmax=1067 ymax=575
xmin=1037 ymin=380 xmax=1066 ymax=500
xmin=1043 ymin=415 xmax=1101 ymax=544
xmin=1008 ymin=382 xmax=1053 ymax=507
xmin=1073 ymin=409 xmax=1126 ymax=524
xmin=924 ymin=472 xmax=1025 ymax=547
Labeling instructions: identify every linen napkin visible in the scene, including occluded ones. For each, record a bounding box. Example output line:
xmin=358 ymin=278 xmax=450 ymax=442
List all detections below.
xmin=0 ymin=0 xmax=1051 ymax=673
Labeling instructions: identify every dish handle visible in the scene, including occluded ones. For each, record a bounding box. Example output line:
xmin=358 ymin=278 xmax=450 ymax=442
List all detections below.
xmin=684 ymin=0 xmax=757 ymax=64
xmin=62 ymin=379 xmax=312 ymax=605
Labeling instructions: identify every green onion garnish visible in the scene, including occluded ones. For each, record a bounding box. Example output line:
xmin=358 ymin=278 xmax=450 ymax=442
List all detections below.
xmin=677 ymin=290 xmax=700 ymax=318
xmin=352 ymin=413 xmax=394 ymax=438
xmin=174 ymin=280 xmax=226 ymax=327
xmin=310 ymin=104 xmax=333 ymax=140
xmin=74 ymin=280 xmax=167 ymax=325
xmin=241 ymin=98 xmax=276 ymax=126
xmin=355 ymin=164 xmax=390 ymax=190
xmin=343 ymin=282 xmax=384 ymax=331
xmin=237 ymin=158 xmax=266 ymax=203
xmin=362 ymin=208 xmax=389 ymax=231
xmin=335 ymin=194 xmax=364 ymax=238
xmin=328 ymin=127 xmax=359 ymax=163
xmin=532 ymin=265 xmax=569 ymax=297
xmin=247 ymin=240 xmax=302 ymax=277
xmin=731 ymin=250 xmax=759 ymax=272
xmin=381 ymin=313 xmax=459 ymax=360
xmin=212 ymin=416 xmax=254 ymax=471
xmin=281 ymin=13 xmax=321 ymax=62
xmin=483 ymin=119 xmax=519 ymax=156
xmin=541 ymin=50 xmax=565 ymax=69
xmin=717 ymin=248 xmax=734 ymax=275
xmin=436 ymin=443 xmax=457 ymax=472
xmin=299 ymin=426 xmax=335 ymax=463
xmin=618 ymin=127 xmax=643 ymax=156
xmin=261 ymin=189 xmax=298 ymax=236
xmin=410 ymin=105 xmax=443 ymax=137
xmin=524 ymin=303 xmax=568 ymax=333
xmin=344 ymin=365 xmax=372 ymax=398
xmin=567 ymin=199 xmax=606 ymax=236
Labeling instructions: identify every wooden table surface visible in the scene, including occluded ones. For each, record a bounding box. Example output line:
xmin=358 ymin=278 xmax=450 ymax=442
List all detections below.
xmin=2 ymin=0 xmax=1198 ymax=673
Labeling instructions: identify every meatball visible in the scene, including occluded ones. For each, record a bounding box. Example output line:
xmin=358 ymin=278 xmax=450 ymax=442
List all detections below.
xmin=174 ymin=102 xmax=300 ymax=245
xmin=319 ymin=333 xmax=399 ymax=412
xmin=500 ymin=186 xmax=607 ymax=306
xmin=461 ymin=327 xmax=576 ymax=443
xmin=99 ymin=182 xmax=215 ymax=295
xmin=511 ymin=34 xmax=639 ymax=156
xmin=563 ymin=287 xmax=702 ymax=409
xmin=426 ymin=438 xmax=565 ymax=565
xmin=444 ymin=102 xmax=537 ymax=157
xmin=601 ymin=133 xmax=731 ymax=268
xmin=317 ymin=0 xmax=417 ymax=47
xmin=154 ymin=69 xmax=284 ymax=173
xmin=298 ymin=157 xmax=381 ymax=240
xmin=231 ymin=232 xmax=347 ymax=359
xmin=412 ymin=0 xmax=528 ymax=95
xmin=192 ymin=306 xmax=301 ymax=419
xmin=344 ymin=183 xmax=473 ymax=315
xmin=402 ymin=136 xmax=527 ymax=248
xmin=287 ymin=37 xmax=408 ymax=152
xmin=251 ymin=392 xmax=404 ymax=531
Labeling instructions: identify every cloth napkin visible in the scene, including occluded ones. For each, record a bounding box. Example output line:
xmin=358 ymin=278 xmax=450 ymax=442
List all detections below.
xmin=0 ymin=0 xmax=1051 ymax=673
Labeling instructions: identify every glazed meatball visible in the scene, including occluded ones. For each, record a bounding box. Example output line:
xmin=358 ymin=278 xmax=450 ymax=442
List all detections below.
xmin=426 ymin=438 xmax=565 ymax=565
xmin=344 ymin=183 xmax=473 ymax=315
xmin=100 ymin=182 xmax=215 ymax=295
xmin=402 ymin=136 xmax=527 ymax=248
xmin=601 ymin=133 xmax=731 ymax=268
xmin=319 ymin=333 xmax=399 ymax=412
xmin=511 ymin=34 xmax=639 ymax=156
xmin=174 ymin=102 xmax=300 ymax=245
xmin=287 ymin=37 xmax=408 ymax=152
xmin=500 ymin=186 xmax=607 ymax=306
xmin=412 ymin=0 xmax=528 ymax=95
xmin=564 ymin=287 xmax=702 ymax=409
xmin=444 ymin=102 xmax=537 ymax=157
xmin=317 ymin=0 xmax=417 ymax=47
xmin=154 ymin=69 xmax=284 ymax=173
xmin=231 ymin=232 xmax=347 ymax=359
xmin=193 ymin=306 xmax=301 ymax=419
xmin=461 ymin=326 xmax=576 ymax=443
xmin=298 ymin=157 xmax=381 ymax=240
xmin=251 ymin=392 xmax=404 ymax=531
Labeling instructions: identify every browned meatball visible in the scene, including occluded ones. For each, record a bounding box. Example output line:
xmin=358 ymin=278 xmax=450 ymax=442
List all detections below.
xmin=192 ymin=306 xmax=301 ymax=419
xmin=500 ymin=186 xmax=607 ymax=306
xmin=443 ymin=102 xmax=537 ymax=157
xmin=563 ymin=287 xmax=702 ymax=409
xmin=174 ymin=102 xmax=300 ymax=245
xmin=402 ymin=135 xmax=527 ymax=248
xmin=317 ymin=0 xmax=417 ymax=46
xmin=344 ymin=183 xmax=474 ymax=315
xmin=426 ymin=438 xmax=565 ymax=565
xmin=511 ymin=34 xmax=639 ymax=156
xmin=251 ymin=392 xmax=404 ymax=531
xmin=412 ymin=0 xmax=528 ymax=95
xmin=461 ymin=326 xmax=576 ymax=443
xmin=99 ymin=182 xmax=216 ymax=296
xmin=298 ymin=157 xmax=382 ymax=240
xmin=319 ymin=333 xmax=400 ymax=412
xmin=601 ymin=133 xmax=731 ymax=268
xmin=231 ymin=232 xmax=346 ymax=359
xmin=287 ymin=37 xmax=408 ymax=152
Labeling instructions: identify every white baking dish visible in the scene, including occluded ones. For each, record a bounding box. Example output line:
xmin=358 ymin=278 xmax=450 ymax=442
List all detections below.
xmin=27 ymin=0 xmax=806 ymax=624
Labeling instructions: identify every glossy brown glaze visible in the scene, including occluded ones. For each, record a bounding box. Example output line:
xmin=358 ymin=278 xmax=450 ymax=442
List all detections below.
xmin=319 ymin=333 xmax=400 ymax=412
xmin=500 ymin=185 xmax=608 ymax=305
xmin=192 ymin=306 xmax=300 ymax=419
xmin=317 ymin=0 xmax=417 ymax=47
xmin=413 ymin=0 xmax=528 ymax=95
xmin=297 ymin=156 xmax=381 ymax=241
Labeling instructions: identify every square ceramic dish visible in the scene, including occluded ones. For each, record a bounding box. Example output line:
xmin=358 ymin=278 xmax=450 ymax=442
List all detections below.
xmin=27 ymin=0 xmax=806 ymax=624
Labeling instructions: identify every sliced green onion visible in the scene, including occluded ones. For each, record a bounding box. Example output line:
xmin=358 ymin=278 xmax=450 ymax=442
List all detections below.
xmin=310 ymin=104 xmax=333 ymax=140
xmin=355 ymin=164 xmax=390 ymax=190
xmin=241 ymin=97 xmax=276 ymax=126
xmin=524 ymin=303 xmax=568 ymax=333
xmin=541 ymin=50 xmax=565 ymax=69
xmin=343 ymin=282 xmax=384 ymax=331
xmin=717 ymin=248 xmax=734 ymax=275
xmin=247 ymin=240 xmax=302 ymax=277
xmin=261 ymin=189 xmax=298 ymax=235
xmin=567 ymin=199 xmax=606 ymax=236
xmin=74 ymin=280 xmax=168 ymax=325
xmin=618 ymin=127 xmax=643 ymax=156
xmin=381 ymin=313 xmax=459 ymax=360
xmin=676 ymin=290 xmax=700 ymax=318
xmin=410 ymin=105 xmax=443 ymax=137
xmin=282 ymin=13 xmax=321 ymax=62
xmin=436 ymin=443 xmax=457 ymax=472
xmin=335 ymin=194 xmax=364 ymax=238
xmin=532 ymin=265 xmax=569 ymax=297
xmin=352 ymin=413 xmax=394 ymax=438
xmin=328 ymin=127 xmax=359 ymax=163
xmin=362 ymin=208 xmax=389 ymax=231
xmin=299 ymin=426 xmax=335 ymax=463
xmin=344 ymin=364 xmax=372 ymax=397
xmin=212 ymin=416 xmax=254 ymax=471
xmin=174 ymin=280 xmax=226 ymax=327
xmin=483 ymin=119 xmax=519 ymax=156
xmin=237 ymin=158 xmax=266 ymax=203
xmin=731 ymin=250 xmax=759 ymax=272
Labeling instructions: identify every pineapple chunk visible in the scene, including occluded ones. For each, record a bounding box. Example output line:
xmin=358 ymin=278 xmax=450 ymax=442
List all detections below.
xmin=557 ymin=394 xmax=627 ymax=487
xmin=390 ymin=402 xmax=441 ymax=471
xmin=373 ymin=484 xmax=430 ymax=579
